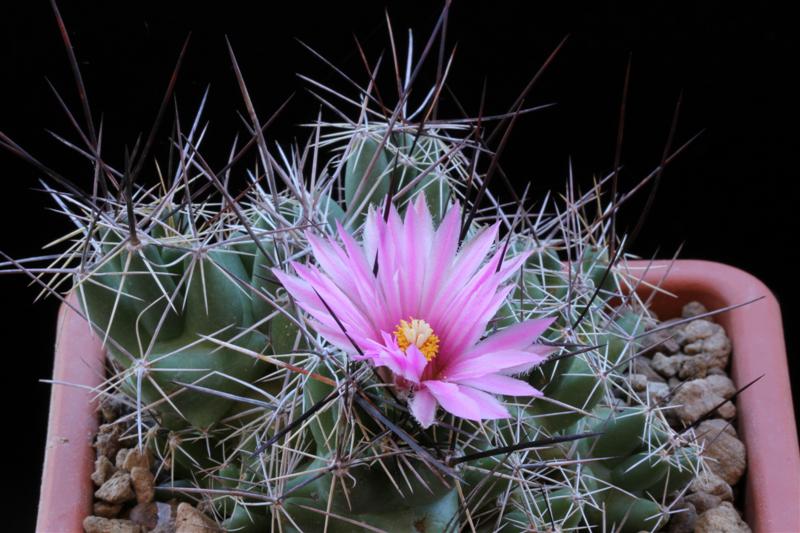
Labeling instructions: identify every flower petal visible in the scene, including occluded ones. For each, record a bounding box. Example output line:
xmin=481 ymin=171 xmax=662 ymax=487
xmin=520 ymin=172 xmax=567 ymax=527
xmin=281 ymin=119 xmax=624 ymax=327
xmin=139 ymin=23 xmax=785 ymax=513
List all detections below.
xmin=425 ymin=380 xmax=513 ymax=421
xmin=272 ymin=265 xmax=377 ymax=353
xmin=404 ymin=344 xmax=429 ymax=384
xmin=407 ymin=196 xmax=434 ymax=314
xmin=374 ymin=207 xmax=404 ymax=320
xmin=358 ymin=333 xmax=426 ymax=384
xmin=443 ymin=350 xmax=549 ymax=381
xmin=463 ymin=317 xmax=557 ymax=359
xmin=424 ymin=380 xmax=482 ymax=420
xmin=409 ymin=388 xmax=437 ymax=428
xmin=439 ymin=284 xmax=515 ymax=361
xmin=428 ymin=221 xmax=499 ymax=320
xmin=419 ymin=203 xmax=461 ymax=312
xmin=310 ymin=319 xmax=373 ymax=353
xmin=456 ymin=374 xmax=543 ymax=397
xmin=458 ymin=386 xmax=512 ymax=420
xmin=398 ymin=197 xmax=431 ymax=317
xmin=289 ymin=262 xmax=377 ymax=338
xmin=363 ymin=206 xmax=380 ymax=267
xmin=500 ymin=344 xmax=557 ymax=375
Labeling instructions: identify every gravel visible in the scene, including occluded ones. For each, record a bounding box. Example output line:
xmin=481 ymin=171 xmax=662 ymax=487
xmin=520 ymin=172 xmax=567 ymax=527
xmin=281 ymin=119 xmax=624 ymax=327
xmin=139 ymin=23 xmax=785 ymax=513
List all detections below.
xmin=640 ymin=301 xmax=750 ymax=532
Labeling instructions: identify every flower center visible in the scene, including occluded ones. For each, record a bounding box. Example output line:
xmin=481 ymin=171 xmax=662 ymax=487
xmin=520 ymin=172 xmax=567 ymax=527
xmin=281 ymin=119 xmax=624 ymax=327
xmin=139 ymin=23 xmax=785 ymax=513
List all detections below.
xmin=394 ymin=318 xmax=440 ymax=361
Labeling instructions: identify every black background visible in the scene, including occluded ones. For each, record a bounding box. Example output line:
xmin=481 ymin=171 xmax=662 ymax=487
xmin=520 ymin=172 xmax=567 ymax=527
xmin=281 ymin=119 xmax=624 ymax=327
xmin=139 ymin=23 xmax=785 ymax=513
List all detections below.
xmin=2 ymin=1 xmax=797 ymax=528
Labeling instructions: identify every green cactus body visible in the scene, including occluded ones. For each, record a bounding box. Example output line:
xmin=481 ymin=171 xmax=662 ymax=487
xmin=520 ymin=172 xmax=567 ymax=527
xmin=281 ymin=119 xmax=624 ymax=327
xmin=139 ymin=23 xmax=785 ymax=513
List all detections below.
xmin=586 ymin=407 xmax=648 ymax=465
xmin=79 ymin=229 xmax=273 ymax=429
xmin=344 ymin=132 xmax=451 ymax=223
xmin=222 ymin=504 xmax=270 ymax=533
xmin=282 ymin=488 xmax=458 ymax=533
xmin=525 ymin=311 xmax=644 ymax=433
xmin=581 ymin=246 xmax=619 ymax=297
xmin=344 ymin=136 xmax=392 ymax=220
xmin=589 ymin=489 xmax=666 ymax=533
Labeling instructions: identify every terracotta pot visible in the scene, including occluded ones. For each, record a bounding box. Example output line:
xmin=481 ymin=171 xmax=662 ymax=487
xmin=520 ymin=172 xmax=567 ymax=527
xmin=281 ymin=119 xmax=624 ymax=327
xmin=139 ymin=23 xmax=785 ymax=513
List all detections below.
xmin=36 ymin=293 xmax=105 ymax=533
xmin=626 ymin=260 xmax=799 ymax=533
xmin=35 ymin=260 xmax=799 ymax=532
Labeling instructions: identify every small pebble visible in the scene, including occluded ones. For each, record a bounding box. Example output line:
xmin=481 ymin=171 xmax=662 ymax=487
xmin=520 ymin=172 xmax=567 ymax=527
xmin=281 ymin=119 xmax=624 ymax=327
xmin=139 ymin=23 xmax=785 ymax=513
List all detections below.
xmin=644 ymin=323 xmax=682 ymax=354
xmin=690 ymin=471 xmax=734 ymax=502
xmin=633 ymin=356 xmax=666 ymax=383
xmin=94 ymin=424 xmax=122 ymax=461
xmin=92 ymin=501 xmax=122 ymax=519
xmin=91 ymin=456 xmax=116 ymax=487
xmin=699 ymin=331 xmax=732 ymax=367
xmin=683 ymin=327 xmax=731 ymax=370
xmin=150 ymin=501 xmax=179 ymax=533
xmin=697 ymin=420 xmax=747 ymax=485
xmin=683 ymin=319 xmax=716 ymax=343
xmin=123 ymin=447 xmax=151 ymax=471
xmin=630 ymin=373 xmax=648 ymax=392
xmin=129 ymin=502 xmax=159 ymax=530
xmin=716 ymin=401 xmax=737 ymax=420
xmin=130 ymin=466 xmax=155 ymax=504
xmin=685 ymin=491 xmax=723 ymax=514
xmin=700 ymin=418 xmax=737 ymax=438
xmin=95 ymin=471 xmax=135 ymax=504
xmin=82 ymin=516 xmax=143 ymax=533
xmin=645 ymin=381 xmax=671 ymax=405
xmin=670 ymin=378 xmax=729 ymax=426
xmin=98 ymin=395 xmax=126 ymax=423
xmin=175 ymin=503 xmax=221 ymax=532
xmin=115 ymin=448 xmax=130 ymax=470
xmin=681 ymin=301 xmax=708 ymax=319
xmin=706 ymin=374 xmax=736 ymax=399
xmin=666 ymin=499 xmax=697 ymax=533
xmin=678 ymin=356 xmax=708 ymax=380
xmin=652 ymin=352 xmax=687 ymax=378
xmin=694 ymin=502 xmax=751 ymax=533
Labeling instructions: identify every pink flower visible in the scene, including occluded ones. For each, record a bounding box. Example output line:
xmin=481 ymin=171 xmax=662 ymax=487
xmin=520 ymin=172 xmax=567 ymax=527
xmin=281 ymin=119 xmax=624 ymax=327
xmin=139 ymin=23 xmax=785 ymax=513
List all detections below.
xmin=273 ymin=196 xmax=554 ymax=428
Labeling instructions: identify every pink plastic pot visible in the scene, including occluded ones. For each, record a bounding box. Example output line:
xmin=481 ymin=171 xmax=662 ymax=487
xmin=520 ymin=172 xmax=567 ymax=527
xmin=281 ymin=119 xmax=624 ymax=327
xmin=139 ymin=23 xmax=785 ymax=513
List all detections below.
xmin=627 ymin=260 xmax=800 ymax=533
xmin=37 ymin=293 xmax=105 ymax=533
xmin=36 ymin=260 xmax=800 ymax=532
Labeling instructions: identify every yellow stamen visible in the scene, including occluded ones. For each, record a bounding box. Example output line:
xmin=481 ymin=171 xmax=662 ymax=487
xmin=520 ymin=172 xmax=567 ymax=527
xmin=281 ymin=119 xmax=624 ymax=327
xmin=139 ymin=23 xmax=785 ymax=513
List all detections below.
xmin=394 ymin=318 xmax=440 ymax=361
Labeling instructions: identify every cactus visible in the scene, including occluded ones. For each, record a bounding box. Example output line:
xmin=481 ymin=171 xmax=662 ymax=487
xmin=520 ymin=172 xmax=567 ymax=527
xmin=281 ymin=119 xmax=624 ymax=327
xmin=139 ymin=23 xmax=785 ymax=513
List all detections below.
xmin=343 ymin=130 xmax=452 ymax=223
xmin=3 ymin=8 xmax=715 ymax=533
xmin=78 ymin=224 xmax=270 ymax=429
